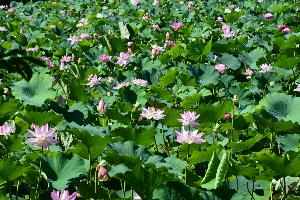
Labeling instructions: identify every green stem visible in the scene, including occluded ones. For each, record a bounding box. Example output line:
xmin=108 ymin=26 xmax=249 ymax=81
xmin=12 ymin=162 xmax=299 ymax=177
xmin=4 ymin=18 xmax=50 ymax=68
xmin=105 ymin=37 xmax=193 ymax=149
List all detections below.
xmin=16 ymin=181 xmax=20 ymax=200
xmin=94 ymin=168 xmax=97 ymax=194
xmin=88 ymin=151 xmax=92 ymax=187
xmin=36 ymin=147 xmax=43 ymax=199
xmin=283 ymin=176 xmax=286 ymax=198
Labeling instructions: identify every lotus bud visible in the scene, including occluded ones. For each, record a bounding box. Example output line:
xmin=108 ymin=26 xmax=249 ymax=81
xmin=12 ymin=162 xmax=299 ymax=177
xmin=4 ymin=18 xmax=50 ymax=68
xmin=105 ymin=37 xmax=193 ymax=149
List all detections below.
xmin=224 ymin=113 xmax=232 ymax=120
xmin=96 ymin=163 xmax=108 ymax=181
xmin=97 ymin=99 xmax=108 ymax=113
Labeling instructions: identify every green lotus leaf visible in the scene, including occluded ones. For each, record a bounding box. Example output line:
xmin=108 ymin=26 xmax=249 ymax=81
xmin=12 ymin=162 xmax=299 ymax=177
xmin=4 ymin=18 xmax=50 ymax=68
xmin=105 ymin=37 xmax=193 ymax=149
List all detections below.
xmin=41 ymin=154 xmax=87 ymax=190
xmin=11 ymin=72 xmax=56 ymax=107
xmin=259 ymin=93 xmax=300 ymax=124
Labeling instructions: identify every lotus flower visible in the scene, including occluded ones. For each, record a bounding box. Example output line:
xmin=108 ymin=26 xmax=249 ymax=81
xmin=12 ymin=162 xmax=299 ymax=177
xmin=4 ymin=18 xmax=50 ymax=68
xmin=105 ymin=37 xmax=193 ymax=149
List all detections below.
xmin=282 ymin=28 xmax=291 ymax=34
xmin=51 ymin=190 xmax=78 ymax=200
xmin=112 ymin=82 xmax=129 ymax=90
xmin=244 ymin=68 xmax=254 ymax=79
xmin=80 ymin=33 xmax=90 ymax=39
xmin=97 ymin=99 xmax=108 ymax=113
xmin=259 ymin=63 xmax=272 ymax=73
xmin=99 ymin=54 xmax=110 ymax=62
xmin=116 ymin=52 xmax=130 ymax=66
xmin=96 ymin=164 xmax=108 ymax=181
xmin=131 ymin=78 xmax=148 ymax=87
xmin=215 ymin=64 xmax=228 ymax=73
xmin=171 ymin=22 xmax=183 ymax=31
xmin=176 ymin=127 xmax=205 ymax=144
xmin=178 ymin=111 xmax=200 ymax=127
xmin=293 ymin=84 xmax=300 ymax=92
xmin=140 ymin=107 xmax=165 ymax=120
xmin=27 ymin=124 xmax=58 ymax=148
xmin=87 ymin=74 xmax=101 ymax=88
xmin=263 ymin=13 xmax=273 ymax=19
xmin=224 ymin=113 xmax=232 ymax=120
xmin=0 ymin=121 xmax=16 ymax=138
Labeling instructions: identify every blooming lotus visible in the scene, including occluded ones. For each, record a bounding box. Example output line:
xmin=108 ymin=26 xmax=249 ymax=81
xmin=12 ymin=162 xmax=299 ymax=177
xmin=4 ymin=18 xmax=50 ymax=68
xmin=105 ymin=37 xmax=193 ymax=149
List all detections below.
xmin=117 ymin=52 xmax=130 ymax=66
xmin=61 ymin=55 xmax=72 ymax=63
xmin=140 ymin=107 xmax=165 ymax=120
xmin=80 ymin=33 xmax=90 ymax=39
xmin=67 ymin=35 xmax=78 ymax=45
xmin=263 ymin=13 xmax=273 ymax=19
xmin=259 ymin=63 xmax=272 ymax=73
xmin=221 ymin=24 xmax=235 ymax=38
xmin=51 ymin=190 xmax=78 ymax=200
xmin=282 ymin=28 xmax=291 ymax=34
xmin=215 ymin=64 xmax=228 ymax=73
xmin=99 ymin=54 xmax=110 ymax=62
xmin=293 ymin=84 xmax=300 ymax=92
xmin=27 ymin=124 xmax=58 ymax=148
xmin=244 ymin=68 xmax=254 ymax=79
xmin=176 ymin=127 xmax=205 ymax=144
xmin=131 ymin=78 xmax=148 ymax=87
xmin=87 ymin=74 xmax=101 ymax=88
xmin=171 ymin=22 xmax=183 ymax=31
xmin=112 ymin=82 xmax=129 ymax=90
xmin=178 ymin=111 xmax=200 ymax=127
xmin=0 ymin=121 xmax=16 ymax=138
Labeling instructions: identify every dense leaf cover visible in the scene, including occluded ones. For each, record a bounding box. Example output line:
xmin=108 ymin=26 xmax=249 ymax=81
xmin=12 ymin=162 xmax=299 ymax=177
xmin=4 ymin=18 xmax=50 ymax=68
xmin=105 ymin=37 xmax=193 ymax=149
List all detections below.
xmin=0 ymin=0 xmax=300 ymax=199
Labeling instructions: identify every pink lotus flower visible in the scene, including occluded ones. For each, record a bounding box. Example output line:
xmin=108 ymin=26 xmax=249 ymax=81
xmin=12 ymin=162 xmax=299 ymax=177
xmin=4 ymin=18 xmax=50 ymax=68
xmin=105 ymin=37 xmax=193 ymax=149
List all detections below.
xmin=97 ymin=99 xmax=108 ymax=113
xmin=140 ymin=107 xmax=165 ymax=120
xmin=188 ymin=1 xmax=194 ymax=12
xmin=99 ymin=54 xmax=110 ymax=62
xmin=221 ymin=24 xmax=235 ymax=38
xmin=0 ymin=121 xmax=15 ymax=138
xmin=166 ymin=32 xmax=170 ymax=39
xmin=166 ymin=40 xmax=176 ymax=47
xmin=171 ymin=22 xmax=183 ymax=31
xmin=132 ymin=0 xmax=141 ymax=5
xmin=26 ymin=47 xmax=39 ymax=52
xmin=224 ymin=113 xmax=232 ymax=120
xmin=61 ymin=55 xmax=72 ymax=63
xmin=282 ymin=28 xmax=291 ymax=34
xmin=176 ymin=127 xmax=205 ymax=144
xmin=27 ymin=124 xmax=58 ymax=148
xmin=244 ymin=68 xmax=254 ymax=79
xmin=178 ymin=111 xmax=200 ymax=127
xmin=67 ymin=35 xmax=78 ymax=45
xmin=116 ymin=52 xmax=130 ymax=66
xmin=259 ymin=63 xmax=272 ymax=73
xmin=87 ymin=74 xmax=101 ymax=88
xmin=51 ymin=190 xmax=78 ymax=200
xmin=151 ymin=45 xmax=165 ymax=57
xmin=217 ymin=17 xmax=223 ymax=22
xmin=132 ymin=78 xmax=148 ymax=87
xmin=153 ymin=0 xmax=159 ymax=5
xmin=151 ymin=24 xmax=160 ymax=29
xmin=96 ymin=164 xmax=108 ymax=181
xmin=80 ymin=33 xmax=90 ymax=39
xmin=112 ymin=82 xmax=129 ymax=90
xmin=293 ymin=84 xmax=300 ymax=92
xmin=47 ymin=61 xmax=55 ymax=68
xmin=215 ymin=64 xmax=228 ymax=73
xmin=277 ymin=24 xmax=286 ymax=30
xmin=257 ymin=0 xmax=264 ymax=3
xmin=263 ymin=13 xmax=273 ymax=19
xmin=153 ymin=109 xmax=165 ymax=120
